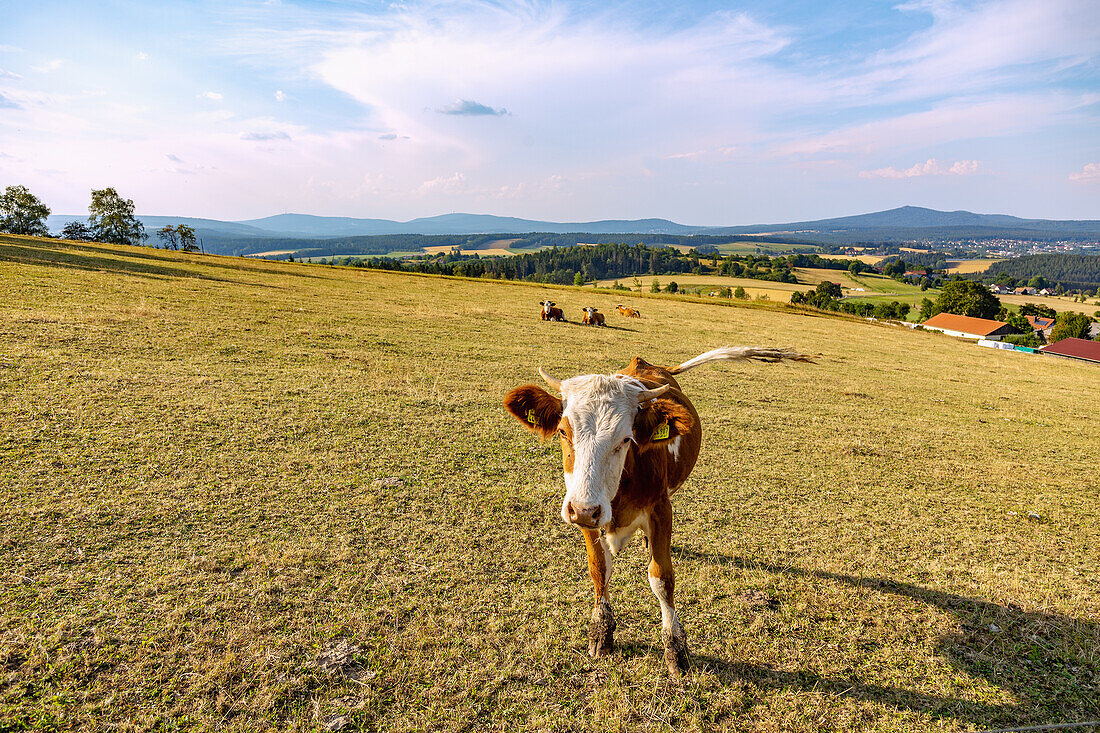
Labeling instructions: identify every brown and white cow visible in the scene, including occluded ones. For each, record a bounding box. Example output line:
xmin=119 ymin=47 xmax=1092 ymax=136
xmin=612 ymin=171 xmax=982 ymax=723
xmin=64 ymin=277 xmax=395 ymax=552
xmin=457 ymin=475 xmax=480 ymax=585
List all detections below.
xmin=616 ymin=304 xmax=641 ymax=318
xmin=540 ymin=300 xmax=566 ymax=321
xmin=581 ymin=307 xmax=605 ymax=326
xmin=504 ymin=347 xmax=813 ymax=675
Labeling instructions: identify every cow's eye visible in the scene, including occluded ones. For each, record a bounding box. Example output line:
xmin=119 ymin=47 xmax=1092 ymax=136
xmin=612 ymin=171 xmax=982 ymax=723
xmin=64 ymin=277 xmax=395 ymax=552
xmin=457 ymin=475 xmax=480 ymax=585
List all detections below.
xmin=557 ymin=428 xmax=566 ymax=438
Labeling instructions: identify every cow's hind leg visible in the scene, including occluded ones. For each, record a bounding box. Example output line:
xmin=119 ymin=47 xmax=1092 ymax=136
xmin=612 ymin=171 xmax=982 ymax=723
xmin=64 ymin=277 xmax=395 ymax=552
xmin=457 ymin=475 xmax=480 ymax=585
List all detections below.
xmin=582 ymin=528 xmax=615 ymax=657
xmin=648 ymin=498 xmax=688 ymax=676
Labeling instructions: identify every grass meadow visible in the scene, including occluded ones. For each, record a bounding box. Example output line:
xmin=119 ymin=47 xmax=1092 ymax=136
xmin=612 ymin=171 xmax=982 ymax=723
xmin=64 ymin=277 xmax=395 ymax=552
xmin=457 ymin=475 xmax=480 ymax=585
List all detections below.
xmin=2 ymin=234 xmax=1099 ymax=732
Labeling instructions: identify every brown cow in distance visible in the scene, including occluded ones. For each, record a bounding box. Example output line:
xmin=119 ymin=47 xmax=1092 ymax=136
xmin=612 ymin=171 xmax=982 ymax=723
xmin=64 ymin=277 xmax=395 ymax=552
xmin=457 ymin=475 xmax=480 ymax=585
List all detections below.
xmin=539 ymin=300 xmax=566 ymax=321
xmin=616 ymin=304 xmax=641 ymax=318
xmin=581 ymin=307 xmax=605 ymax=326
xmin=504 ymin=346 xmax=814 ymax=675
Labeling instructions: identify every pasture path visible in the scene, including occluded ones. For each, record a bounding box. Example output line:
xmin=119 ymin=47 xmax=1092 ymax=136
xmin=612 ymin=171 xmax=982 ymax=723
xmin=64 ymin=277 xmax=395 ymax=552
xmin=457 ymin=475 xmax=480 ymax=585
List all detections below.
xmin=1 ymin=236 xmax=1099 ymax=731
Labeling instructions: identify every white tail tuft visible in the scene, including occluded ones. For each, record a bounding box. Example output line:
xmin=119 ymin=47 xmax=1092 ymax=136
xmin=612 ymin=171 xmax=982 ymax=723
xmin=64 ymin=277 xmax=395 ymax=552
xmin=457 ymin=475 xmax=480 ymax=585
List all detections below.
xmin=668 ymin=346 xmax=815 ymax=374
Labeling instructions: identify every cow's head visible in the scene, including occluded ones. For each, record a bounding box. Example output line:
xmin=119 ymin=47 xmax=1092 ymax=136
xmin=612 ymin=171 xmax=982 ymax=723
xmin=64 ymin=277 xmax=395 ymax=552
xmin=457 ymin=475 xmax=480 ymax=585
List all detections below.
xmin=540 ymin=300 xmax=555 ymax=316
xmin=504 ymin=369 xmax=694 ymax=529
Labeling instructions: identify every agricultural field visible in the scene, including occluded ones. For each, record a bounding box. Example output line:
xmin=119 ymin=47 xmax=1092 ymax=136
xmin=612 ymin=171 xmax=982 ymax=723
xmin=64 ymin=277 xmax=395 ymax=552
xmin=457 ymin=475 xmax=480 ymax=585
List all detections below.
xmin=2 ymin=234 xmax=1099 ymax=732
xmin=945 ymin=259 xmax=1002 ymax=274
xmin=997 ymin=293 xmax=1100 ymax=316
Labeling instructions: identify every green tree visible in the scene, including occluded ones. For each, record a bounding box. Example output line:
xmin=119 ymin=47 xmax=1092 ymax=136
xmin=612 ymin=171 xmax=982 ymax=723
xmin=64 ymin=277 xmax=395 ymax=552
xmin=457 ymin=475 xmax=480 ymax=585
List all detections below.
xmin=847 ymin=260 xmax=865 ymax=276
xmin=734 ymin=286 xmax=748 ymax=300
xmin=1048 ymin=312 xmax=1092 ymax=342
xmin=0 ymin=185 xmax=51 ymax=236
xmin=61 ymin=220 xmax=93 ymax=241
xmin=650 ymin=279 xmax=660 ymax=293
xmin=157 ymin=225 xmax=179 ymax=250
xmin=666 ymin=281 xmax=678 ymax=294
xmin=934 ymin=280 xmax=1000 ymax=319
xmin=919 ymin=297 xmax=936 ymax=321
xmin=816 ymin=281 xmax=843 ymax=299
xmin=1004 ymin=311 xmax=1032 ymax=333
xmin=177 ymin=224 xmax=198 ymax=252
xmin=573 ymin=272 xmax=585 ymax=286
xmin=1019 ymin=302 xmax=1057 ymax=319
xmin=88 ymin=188 xmax=146 ymax=246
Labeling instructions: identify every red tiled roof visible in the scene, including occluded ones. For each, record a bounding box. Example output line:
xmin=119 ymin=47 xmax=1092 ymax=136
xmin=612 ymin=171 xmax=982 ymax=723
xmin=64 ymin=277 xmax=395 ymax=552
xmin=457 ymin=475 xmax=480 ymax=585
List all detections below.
xmin=923 ymin=312 xmax=1013 ymax=336
xmin=1025 ymin=315 xmax=1055 ymax=330
xmin=1040 ymin=338 xmax=1100 ymax=363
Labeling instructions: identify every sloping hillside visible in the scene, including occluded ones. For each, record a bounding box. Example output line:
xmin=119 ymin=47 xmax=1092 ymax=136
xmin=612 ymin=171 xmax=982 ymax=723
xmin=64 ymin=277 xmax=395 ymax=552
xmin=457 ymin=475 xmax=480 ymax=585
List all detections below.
xmin=2 ymin=234 xmax=1099 ymax=732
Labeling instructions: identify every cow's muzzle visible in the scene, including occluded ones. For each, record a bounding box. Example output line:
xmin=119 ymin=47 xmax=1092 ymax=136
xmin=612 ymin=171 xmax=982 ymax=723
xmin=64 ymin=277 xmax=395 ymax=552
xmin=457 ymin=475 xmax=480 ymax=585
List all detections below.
xmin=565 ymin=501 xmax=604 ymax=528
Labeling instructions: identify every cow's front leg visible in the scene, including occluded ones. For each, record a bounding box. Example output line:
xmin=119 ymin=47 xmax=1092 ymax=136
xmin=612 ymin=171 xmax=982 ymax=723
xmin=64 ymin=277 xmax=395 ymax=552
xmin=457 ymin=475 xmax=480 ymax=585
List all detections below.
xmin=582 ymin=528 xmax=615 ymax=657
xmin=648 ymin=498 xmax=688 ymax=676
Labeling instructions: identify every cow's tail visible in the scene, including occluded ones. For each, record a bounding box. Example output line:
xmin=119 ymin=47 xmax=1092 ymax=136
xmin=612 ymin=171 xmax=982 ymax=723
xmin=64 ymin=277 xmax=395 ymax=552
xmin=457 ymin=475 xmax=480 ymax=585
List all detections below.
xmin=668 ymin=346 xmax=815 ymax=374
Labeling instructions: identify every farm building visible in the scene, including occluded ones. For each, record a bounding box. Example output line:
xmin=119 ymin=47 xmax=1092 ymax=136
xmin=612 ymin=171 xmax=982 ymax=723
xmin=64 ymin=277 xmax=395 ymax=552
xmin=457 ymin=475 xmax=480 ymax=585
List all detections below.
xmin=922 ymin=313 xmax=1018 ymax=340
xmin=1039 ymin=338 xmax=1100 ymax=364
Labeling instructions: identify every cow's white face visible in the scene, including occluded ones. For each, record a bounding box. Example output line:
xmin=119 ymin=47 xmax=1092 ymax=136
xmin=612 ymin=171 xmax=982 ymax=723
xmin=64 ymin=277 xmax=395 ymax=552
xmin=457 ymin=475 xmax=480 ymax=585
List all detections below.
xmin=541 ymin=301 xmax=554 ymax=316
xmin=556 ymin=374 xmax=647 ymax=528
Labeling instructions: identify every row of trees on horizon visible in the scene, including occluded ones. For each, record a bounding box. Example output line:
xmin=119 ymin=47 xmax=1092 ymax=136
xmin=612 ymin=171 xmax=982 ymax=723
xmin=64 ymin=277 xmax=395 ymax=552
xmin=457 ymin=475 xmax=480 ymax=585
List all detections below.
xmin=0 ymin=184 xmax=200 ymax=252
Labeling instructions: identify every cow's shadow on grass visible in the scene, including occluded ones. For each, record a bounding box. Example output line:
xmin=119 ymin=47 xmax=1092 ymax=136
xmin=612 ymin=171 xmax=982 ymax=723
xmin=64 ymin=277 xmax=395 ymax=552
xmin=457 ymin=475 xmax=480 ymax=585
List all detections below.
xmin=0 ymin=241 xmax=274 ymax=286
xmin=543 ymin=322 xmax=638 ymax=333
xmin=666 ymin=548 xmax=1100 ymax=728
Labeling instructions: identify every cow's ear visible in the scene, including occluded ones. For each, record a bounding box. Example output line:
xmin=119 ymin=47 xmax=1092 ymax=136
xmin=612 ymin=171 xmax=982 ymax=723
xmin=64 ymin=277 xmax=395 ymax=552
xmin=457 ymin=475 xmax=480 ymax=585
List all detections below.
xmin=504 ymin=385 xmax=562 ymax=439
xmin=634 ymin=397 xmax=694 ymax=453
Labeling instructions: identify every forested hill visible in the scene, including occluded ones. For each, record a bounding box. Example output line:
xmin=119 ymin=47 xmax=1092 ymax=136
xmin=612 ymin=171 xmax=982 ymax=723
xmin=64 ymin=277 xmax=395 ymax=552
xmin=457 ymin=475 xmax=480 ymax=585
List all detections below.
xmin=983 ymin=253 xmax=1100 ymax=289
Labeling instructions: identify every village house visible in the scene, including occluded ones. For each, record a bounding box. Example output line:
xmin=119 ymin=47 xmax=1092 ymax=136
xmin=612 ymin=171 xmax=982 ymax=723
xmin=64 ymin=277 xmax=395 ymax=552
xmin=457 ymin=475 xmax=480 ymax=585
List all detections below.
xmin=921 ymin=313 xmax=1019 ymax=341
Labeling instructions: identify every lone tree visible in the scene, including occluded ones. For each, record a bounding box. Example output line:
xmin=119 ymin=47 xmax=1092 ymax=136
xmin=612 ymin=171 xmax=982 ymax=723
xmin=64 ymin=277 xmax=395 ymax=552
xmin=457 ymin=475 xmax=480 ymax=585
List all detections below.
xmin=88 ymin=187 xmax=146 ymax=246
xmin=934 ymin=280 xmax=1000 ymax=319
xmin=0 ymin=185 xmax=51 ymax=236
xmin=177 ymin=224 xmax=198 ymax=252
xmin=157 ymin=225 xmax=180 ymax=250
xmin=61 ymin=220 xmax=93 ymax=241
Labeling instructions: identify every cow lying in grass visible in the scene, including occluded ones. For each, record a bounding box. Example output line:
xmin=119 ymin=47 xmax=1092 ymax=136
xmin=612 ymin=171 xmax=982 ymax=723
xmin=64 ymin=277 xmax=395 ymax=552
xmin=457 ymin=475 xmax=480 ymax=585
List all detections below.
xmin=504 ymin=347 xmax=813 ymax=676
xmin=616 ymin=304 xmax=641 ymax=318
xmin=581 ymin=307 xmax=605 ymax=326
xmin=540 ymin=301 xmax=566 ymax=321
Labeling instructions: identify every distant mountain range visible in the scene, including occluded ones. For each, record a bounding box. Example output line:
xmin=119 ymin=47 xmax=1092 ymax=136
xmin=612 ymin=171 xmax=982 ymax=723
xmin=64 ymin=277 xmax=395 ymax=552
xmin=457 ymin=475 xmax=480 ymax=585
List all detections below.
xmin=46 ymin=206 xmax=1100 ymax=247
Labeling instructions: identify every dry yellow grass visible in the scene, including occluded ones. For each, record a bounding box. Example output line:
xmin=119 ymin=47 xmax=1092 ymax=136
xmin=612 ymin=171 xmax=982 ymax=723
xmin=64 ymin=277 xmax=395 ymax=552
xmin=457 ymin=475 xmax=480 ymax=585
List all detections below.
xmin=945 ymin=259 xmax=1002 ymax=274
xmin=2 ymin=234 xmax=1099 ymax=732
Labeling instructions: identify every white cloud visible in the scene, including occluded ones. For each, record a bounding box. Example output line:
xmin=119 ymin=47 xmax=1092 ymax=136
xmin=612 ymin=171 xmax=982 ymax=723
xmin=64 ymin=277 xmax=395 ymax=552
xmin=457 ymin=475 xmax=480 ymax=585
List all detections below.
xmin=30 ymin=59 xmax=63 ymax=73
xmin=136 ymin=52 xmax=149 ymax=61
xmin=274 ymin=89 xmax=286 ymax=102
xmin=198 ymin=91 xmax=224 ymax=101
xmin=859 ymin=158 xmax=980 ymax=179
xmin=0 ymin=67 xmax=22 ymax=80
xmin=1069 ymin=162 xmax=1100 ymax=183
xmin=417 ymin=172 xmax=467 ymax=195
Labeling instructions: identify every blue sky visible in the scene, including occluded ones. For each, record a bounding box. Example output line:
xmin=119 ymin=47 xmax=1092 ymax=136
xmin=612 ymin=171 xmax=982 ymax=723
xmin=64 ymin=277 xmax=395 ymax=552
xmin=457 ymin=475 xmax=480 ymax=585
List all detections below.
xmin=0 ymin=0 xmax=1097 ymax=223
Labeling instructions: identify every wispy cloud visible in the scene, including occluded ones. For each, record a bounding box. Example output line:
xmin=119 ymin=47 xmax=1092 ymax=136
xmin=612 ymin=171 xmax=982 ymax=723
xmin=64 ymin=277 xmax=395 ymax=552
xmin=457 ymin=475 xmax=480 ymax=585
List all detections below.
xmin=198 ymin=91 xmax=223 ymax=101
xmin=166 ymin=153 xmax=183 ymax=162
xmin=136 ymin=52 xmax=149 ymax=61
xmin=241 ymin=130 xmax=291 ymax=141
xmin=1069 ymin=162 xmax=1100 ymax=184
xmin=436 ymin=99 xmax=509 ymax=116
xmin=274 ymin=89 xmax=285 ymax=102
xmin=0 ymin=92 xmax=20 ymax=109
xmin=0 ymin=67 xmax=21 ymax=80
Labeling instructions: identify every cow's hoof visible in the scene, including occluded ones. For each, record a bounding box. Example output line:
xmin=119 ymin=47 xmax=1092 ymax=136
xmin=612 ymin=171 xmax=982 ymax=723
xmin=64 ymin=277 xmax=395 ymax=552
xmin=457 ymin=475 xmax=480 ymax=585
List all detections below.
xmin=588 ymin=601 xmax=615 ymax=658
xmin=662 ymin=629 xmax=689 ymax=677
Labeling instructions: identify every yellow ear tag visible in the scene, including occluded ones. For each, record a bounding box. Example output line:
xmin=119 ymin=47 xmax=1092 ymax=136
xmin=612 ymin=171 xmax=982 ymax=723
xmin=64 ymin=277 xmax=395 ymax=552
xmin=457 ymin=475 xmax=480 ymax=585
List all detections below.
xmin=653 ymin=422 xmax=670 ymax=441
xmin=526 ymin=409 xmax=540 ymax=427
